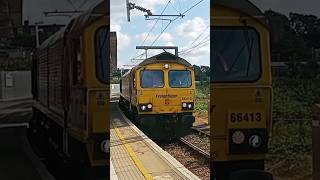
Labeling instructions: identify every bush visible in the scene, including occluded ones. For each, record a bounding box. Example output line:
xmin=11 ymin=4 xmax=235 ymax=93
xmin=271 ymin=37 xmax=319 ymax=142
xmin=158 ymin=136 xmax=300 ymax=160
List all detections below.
xmin=195 ymin=84 xmax=209 ymax=113
xmin=270 ymin=77 xmax=316 ymax=155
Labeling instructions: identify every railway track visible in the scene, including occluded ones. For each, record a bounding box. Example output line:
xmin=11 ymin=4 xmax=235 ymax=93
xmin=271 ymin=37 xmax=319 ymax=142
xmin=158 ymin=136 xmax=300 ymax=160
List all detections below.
xmin=158 ymin=139 xmax=210 ymax=180
xmin=180 ymin=137 xmax=210 ymax=158
xmin=192 ymin=124 xmax=210 ymax=137
xmin=157 ymin=131 xmax=210 ymax=180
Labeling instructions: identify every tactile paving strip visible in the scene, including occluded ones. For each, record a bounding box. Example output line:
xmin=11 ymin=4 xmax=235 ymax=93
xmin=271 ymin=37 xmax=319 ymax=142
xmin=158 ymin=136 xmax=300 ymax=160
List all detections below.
xmin=110 ymin=102 xmax=200 ymax=180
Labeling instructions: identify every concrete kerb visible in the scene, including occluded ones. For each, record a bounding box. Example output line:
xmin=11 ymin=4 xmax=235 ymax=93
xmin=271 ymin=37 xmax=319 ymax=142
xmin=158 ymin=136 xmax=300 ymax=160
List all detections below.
xmin=0 ymin=96 xmax=32 ymax=102
xmin=110 ymin=161 xmax=119 ymax=180
xmin=8 ymin=125 xmax=56 ymax=180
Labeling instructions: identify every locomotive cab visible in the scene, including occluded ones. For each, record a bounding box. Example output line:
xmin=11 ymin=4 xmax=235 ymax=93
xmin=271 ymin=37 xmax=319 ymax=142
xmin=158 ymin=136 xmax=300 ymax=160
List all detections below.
xmin=30 ymin=1 xmax=109 ymax=177
xmin=120 ymin=52 xmax=196 ymax=139
xmin=211 ymin=0 xmax=272 ymax=179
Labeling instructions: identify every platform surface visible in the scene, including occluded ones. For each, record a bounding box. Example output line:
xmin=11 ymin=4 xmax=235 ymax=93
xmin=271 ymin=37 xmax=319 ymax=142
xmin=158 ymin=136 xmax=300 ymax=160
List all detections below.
xmin=0 ymin=126 xmax=55 ymax=180
xmin=0 ymin=98 xmax=54 ymax=180
xmin=110 ymin=102 xmax=200 ymax=180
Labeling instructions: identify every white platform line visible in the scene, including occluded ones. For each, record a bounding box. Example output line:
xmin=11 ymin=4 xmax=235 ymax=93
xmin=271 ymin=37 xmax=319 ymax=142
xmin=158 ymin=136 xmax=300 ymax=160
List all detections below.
xmin=116 ymin=106 xmax=201 ymax=180
xmin=21 ymin=128 xmax=56 ymax=180
xmin=0 ymin=123 xmax=29 ymax=129
xmin=110 ymin=160 xmax=119 ymax=180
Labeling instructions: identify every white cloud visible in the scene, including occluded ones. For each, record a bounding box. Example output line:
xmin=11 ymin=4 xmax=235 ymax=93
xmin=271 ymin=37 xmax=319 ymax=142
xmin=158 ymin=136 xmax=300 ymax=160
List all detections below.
xmin=180 ymin=46 xmax=210 ymax=65
xmin=110 ymin=1 xmax=210 ymax=67
xmin=134 ymin=32 xmax=174 ymax=43
xmin=111 ymin=24 xmax=121 ymax=32
xmin=173 ymin=17 xmax=210 ymax=65
xmin=111 ymin=0 xmax=169 ymax=52
xmin=179 ymin=37 xmax=210 ymax=66
xmin=161 ymin=33 xmax=174 ymax=41
xmin=166 ymin=41 xmax=175 ymax=46
xmin=117 ymin=32 xmax=131 ymax=49
xmin=176 ymin=17 xmax=208 ymax=39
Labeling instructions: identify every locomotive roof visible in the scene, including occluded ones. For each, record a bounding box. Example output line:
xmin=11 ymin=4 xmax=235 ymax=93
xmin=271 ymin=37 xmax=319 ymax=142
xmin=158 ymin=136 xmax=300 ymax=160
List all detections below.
xmin=39 ymin=0 xmax=107 ymax=49
xmin=68 ymin=0 xmax=107 ymax=36
xmin=122 ymin=52 xmax=192 ymax=77
xmin=213 ymin=0 xmax=268 ymax=27
xmin=136 ymin=52 xmax=192 ymax=69
xmin=39 ymin=27 xmax=65 ymax=49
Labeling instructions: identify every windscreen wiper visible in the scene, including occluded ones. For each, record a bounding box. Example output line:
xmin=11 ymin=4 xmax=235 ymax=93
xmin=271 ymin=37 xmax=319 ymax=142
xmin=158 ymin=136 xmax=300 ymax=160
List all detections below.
xmin=228 ymin=30 xmax=254 ymax=76
xmin=99 ymin=29 xmax=109 ymax=78
xmin=243 ymin=29 xmax=254 ymax=77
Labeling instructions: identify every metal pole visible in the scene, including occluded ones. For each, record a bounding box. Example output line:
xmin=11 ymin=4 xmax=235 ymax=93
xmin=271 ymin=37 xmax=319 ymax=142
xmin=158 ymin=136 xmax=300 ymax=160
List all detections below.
xmin=126 ymin=0 xmax=130 ymax=22
xmin=145 ymin=50 xmax=147 ymax=59
xmin=136 ymin=46 xmax=179 ymax=56
xmin=35 ymin=25 xmax=39 ymax=48
xmin=35 ymin=21 xmax=44 ymax=48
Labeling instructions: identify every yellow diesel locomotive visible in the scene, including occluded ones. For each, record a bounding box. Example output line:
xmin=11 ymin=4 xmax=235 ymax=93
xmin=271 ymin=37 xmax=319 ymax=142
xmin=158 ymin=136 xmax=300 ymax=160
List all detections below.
xmin=211 ymin=0 xmax=272 ymax=179
xmin=30 ymin=0 xmax=109 ymax=177
xmin=119 ymin=52 xmax=196 ymax=139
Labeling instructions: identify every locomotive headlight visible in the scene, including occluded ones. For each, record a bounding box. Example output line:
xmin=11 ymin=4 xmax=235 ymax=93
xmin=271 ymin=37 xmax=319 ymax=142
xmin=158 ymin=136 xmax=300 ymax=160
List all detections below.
xmin=141 ymin=105 xmax=146 ymax=111
xmin=248 ymin=134 xmax=262 ymax=148
xmin=231 ymin=131 xmax=245 ymax=144
xmin=139 ymin=104 xmax=152 ymax=112
xmin=100 ymin=140 xmax=109 ymax=153
xmin=229 ymin=129 xmax=267 ymax=154
xmin=182 ymin=102 xmax=194 ymax=110
xmin=164 ymin=64 xmax=169 ymax=69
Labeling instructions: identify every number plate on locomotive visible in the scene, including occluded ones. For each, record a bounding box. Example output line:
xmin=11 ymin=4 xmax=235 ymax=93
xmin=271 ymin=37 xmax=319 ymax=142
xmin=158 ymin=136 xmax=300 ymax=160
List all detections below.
xmin=229 ymin=112 xmax=264 ymax=123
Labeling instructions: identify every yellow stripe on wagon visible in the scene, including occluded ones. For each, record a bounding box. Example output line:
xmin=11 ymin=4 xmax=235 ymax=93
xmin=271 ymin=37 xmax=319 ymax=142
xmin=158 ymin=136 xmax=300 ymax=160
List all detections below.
xmin=111 ymin=122 xmax=153 ymax=180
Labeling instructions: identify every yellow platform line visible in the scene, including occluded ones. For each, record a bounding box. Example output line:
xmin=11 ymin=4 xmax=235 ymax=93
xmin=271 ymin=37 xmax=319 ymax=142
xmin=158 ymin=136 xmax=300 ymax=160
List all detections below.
xmin=111 ymin=121 xmax=153 ymax=180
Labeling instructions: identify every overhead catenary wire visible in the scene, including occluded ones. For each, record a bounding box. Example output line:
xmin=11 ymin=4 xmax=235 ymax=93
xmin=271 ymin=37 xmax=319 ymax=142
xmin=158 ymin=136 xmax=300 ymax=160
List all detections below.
xmin=179 ymin=38 xmax=210 ymax=56
xmin=140 ymin=0 xmax=171 ymax=46
xmin=58 ymin=0 xmax=94 ymax=18
xmin=180 ymin=34 xmax=210 ymax=54
xmin=129 ymin=0 xmax=171 ymax=61
xmin=149 ymin=0 xmax=206 ymax=47
xmin=150 ymin=17 xmax=177 ymax=46
xmin=191 ymin=25 xmax=209 ymax=45
xmin=178 ymin=30 xmax=210 ymax=56
xmin=131 ymin=0 xmax=207 ymax=63
xmin=177 ymin=0 xmax=182 ymax=12
xmin=77 ymin=0 xmax=91 ymax=10
xmin=180 ymin=42 xmax=209 ymax=56
xmin=66 ymin=0 xmax=77 ymax=10
xmin=178 ymin=14 xmax=210 ymax=56
xmin=169 ymin=1 xmax=181 ymax=14
xmin=182 ymin=0 xmax=205 ymax=14
xmin=179 ymin=34 xmax=210 ymax=55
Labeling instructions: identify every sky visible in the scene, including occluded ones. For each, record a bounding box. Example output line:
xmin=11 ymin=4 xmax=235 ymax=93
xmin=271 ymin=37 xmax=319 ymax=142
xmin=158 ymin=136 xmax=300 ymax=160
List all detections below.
xmin=23 ymin=0 xmax=320 ymax=68
xmin=110 ymin=0 xmax=210 ymax=68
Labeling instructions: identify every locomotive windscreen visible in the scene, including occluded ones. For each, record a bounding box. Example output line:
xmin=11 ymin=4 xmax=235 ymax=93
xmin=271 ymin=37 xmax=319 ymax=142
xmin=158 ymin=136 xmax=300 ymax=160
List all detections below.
xmin=141 ymin=70 xmax=164 ymax=88
xmin=169 ymin=70 xmax=192 ymax=88
xmin=95 ymin=26 xmax=109 ymax=84
xmin=211 ymin=27 xmax=261 ymax=82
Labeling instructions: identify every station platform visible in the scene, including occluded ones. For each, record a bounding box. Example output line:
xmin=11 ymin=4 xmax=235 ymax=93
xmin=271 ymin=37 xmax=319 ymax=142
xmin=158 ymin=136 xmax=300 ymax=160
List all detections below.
xmin=0 ymin=98 xmax=54 ymax=180
xmin=110 ymin=102 xmax=200 ymax=180
xmin=0 ymin=126 xmax=55 ymax=180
